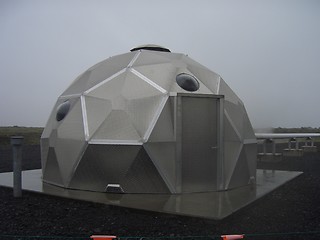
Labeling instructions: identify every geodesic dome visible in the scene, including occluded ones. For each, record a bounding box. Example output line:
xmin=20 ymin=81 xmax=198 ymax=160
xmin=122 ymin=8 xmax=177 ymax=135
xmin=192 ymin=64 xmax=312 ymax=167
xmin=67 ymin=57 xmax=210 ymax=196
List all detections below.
xmin=41 ymin=45 xmax=257 ymax=194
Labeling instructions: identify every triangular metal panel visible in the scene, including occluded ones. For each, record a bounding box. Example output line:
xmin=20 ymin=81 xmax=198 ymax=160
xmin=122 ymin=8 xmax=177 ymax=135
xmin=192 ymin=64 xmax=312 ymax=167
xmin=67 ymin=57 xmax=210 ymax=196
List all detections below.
xmin=86 ymin=52 xmax=136 ymax=87
xmin=126 ymin=95 xmax=166 ymax=140
xmin=133 ymin=63 xmax=177 ymax=91
xmin=227 ymin=147 xmax=251 ymax=189
xmin=131 ymin=51 xmax=172 ymax=67
xmin=244 ymin=144 xmax=257 ymax=177
xmin=242 ymin=108 xmax=256 ymax=140
xmin=57 ymin=99 xmax=85 ymax=140
xmin=62 ymin=70 xmax=92 ymax=96
xmin=55 ymin=138 xmax=87 ymax=186
xmin=43 ymin=97 xmax=80 ymax=139
xmin=55 ymin=99 xmax=87 ymax=184
xmin=224 ymin=141 xmax=242 ymax=188
xmin=41 ymin=129 xmax=57 ymax=172
xmin=41 ymin=107 xmax=57 ymax=139
xmin=63 ymin=52 xmax=135 ymax=96
xmin=48 ymin=129 xmax=58 ymax=147
xmin=181 ymin=54 xmax=213 ymax=72
xmin=148 ymin=98 xmax=174 ymax=142
xmin=92 ymin=110 xmax=142 ymax=141
xmin=43 ymin=147 xmax=64 ymax=187
xmin=68 ymin=145 xmax=141 ymax=192
xmin=40 ymin=138 xmax=49 ymax=173
xmin=224 ymin=101 xmax=245 ymax=139
xmin=121 ymin=147 xmax=170 ymax=193
xmin=42 ymin=97 xmax=78 ymax=139
xmin=143 ymin=142 xmax=176 ymax=193
xmin=153 ymin=51 xmax=186 ymax=62
xmin=86 ymin=71 xmax=127 ymax=101
xmin=84 ymin=96 xmax=112 ymax=139
xmin=218 ymin=80 xmax=241 ymax=105
xmin=224 ymin=111 xmax=241 ymax=142
xmin=122 ymin=70 xmax=165 ymax=100
xmin=186 ymin=64 xmax=220 ymax=94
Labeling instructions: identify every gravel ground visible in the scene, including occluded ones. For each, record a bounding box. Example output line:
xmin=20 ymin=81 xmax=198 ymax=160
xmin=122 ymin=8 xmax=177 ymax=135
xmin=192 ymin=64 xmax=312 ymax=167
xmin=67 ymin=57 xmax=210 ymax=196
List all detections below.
xmin=0 ymin=144 xmax=320 ymax=240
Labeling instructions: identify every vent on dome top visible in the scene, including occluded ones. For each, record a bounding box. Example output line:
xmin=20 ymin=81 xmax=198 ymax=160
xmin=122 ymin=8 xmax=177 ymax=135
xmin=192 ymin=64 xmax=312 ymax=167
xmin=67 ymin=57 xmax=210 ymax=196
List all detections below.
xmin=130 ymin=44 xmax=171 ymax=52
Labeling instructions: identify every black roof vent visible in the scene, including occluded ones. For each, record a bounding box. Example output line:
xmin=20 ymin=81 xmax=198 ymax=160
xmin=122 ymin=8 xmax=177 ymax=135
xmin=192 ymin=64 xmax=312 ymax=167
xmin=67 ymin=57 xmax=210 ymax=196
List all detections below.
xmin=130 ymin=44 xmax=171 ymax=52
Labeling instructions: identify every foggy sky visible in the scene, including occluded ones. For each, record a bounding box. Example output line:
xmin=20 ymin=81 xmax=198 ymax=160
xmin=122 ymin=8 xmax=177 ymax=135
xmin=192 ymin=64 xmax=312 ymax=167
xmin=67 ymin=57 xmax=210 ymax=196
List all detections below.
xmin=1 ymin=0 xmax=320 ymax=128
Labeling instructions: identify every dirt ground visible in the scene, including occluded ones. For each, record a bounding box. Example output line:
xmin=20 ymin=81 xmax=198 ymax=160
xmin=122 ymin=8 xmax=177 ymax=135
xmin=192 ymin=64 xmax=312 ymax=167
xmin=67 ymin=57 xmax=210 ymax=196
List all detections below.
xmin=0 ymin=144 xmax=320 ymax=240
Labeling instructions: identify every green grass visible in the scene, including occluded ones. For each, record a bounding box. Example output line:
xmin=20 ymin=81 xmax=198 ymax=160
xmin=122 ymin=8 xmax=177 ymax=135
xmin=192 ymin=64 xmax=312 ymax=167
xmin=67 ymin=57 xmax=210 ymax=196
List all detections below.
xmin=0 ymin=127 xmax=43 ymax=145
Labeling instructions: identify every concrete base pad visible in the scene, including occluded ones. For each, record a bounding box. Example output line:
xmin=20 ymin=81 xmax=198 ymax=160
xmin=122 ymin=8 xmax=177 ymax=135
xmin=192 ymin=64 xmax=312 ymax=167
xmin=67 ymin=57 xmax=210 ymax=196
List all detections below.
xmin=283 ymin=149 xmax=304 ymax=157
xmin=258 ymin=153 xmax=282 ymax=162
xmin=0 ymin=169 xmax=302 ymax=219
xmin=302 ymin=146 xmax=317 ymax=152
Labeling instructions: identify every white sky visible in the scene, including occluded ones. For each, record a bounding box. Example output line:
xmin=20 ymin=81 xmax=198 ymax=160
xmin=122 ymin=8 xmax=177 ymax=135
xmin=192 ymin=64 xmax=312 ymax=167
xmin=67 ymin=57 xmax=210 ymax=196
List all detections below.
xmin=1 ymin=0 xmax=319 ymax=128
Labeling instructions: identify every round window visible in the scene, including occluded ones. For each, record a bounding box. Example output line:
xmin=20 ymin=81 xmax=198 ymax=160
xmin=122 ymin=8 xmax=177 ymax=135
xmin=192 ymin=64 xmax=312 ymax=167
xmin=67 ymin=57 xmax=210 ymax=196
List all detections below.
xmin=176 ymin=73 xmax=200 ymax=92
xmin=56 ymin=100 xmax=70 ymax=121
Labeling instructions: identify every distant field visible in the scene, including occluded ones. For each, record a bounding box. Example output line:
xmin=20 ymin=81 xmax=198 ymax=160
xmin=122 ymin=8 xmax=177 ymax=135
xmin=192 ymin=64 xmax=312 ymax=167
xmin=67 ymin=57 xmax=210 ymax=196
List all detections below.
xmin=0 ymin=127 xmax=43 ymax=145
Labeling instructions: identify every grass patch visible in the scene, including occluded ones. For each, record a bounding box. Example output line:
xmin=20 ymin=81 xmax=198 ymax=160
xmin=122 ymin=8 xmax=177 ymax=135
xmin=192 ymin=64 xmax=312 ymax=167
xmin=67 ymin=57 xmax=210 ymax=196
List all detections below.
xmin=0 ymin=127 xmax=43 ymax=145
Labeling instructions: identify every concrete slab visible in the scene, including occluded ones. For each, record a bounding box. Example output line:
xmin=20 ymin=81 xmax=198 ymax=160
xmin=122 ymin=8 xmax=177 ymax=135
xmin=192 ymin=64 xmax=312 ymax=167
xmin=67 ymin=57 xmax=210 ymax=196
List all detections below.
xmin=0 ymin=169 xmax=302 ymax=219
xmin=302 ymin=146 xmax=318 ymax=153
xmin=257 ymin=153 xmax=282 ymax=162
xmin=283 ymin=149 xmax=304 ymax=157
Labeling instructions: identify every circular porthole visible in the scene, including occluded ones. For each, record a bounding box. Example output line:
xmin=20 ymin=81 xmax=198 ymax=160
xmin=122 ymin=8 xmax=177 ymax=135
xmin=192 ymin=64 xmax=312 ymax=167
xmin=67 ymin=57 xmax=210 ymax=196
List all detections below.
xmin=176 ymin=73 xmax=200 ymax=92
xmin=56 ymin=100 xmax=70 ymax=121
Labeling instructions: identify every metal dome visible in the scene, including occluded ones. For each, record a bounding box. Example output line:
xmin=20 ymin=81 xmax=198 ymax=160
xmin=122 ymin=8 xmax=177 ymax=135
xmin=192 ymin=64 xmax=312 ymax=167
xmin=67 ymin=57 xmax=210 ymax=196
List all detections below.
xmin=41 ymin=46 xmax=257 ymax=194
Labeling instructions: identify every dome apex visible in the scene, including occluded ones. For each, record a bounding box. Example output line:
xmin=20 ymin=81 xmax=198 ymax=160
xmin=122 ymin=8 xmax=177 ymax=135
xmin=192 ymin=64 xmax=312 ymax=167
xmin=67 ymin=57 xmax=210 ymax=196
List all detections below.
xmin=130 ymin=44 xmax=171 ymax=52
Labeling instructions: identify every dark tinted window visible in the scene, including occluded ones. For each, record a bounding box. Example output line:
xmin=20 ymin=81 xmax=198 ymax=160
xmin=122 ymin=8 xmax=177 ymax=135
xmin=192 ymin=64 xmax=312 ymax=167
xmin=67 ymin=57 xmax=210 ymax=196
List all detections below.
xmin=176 ymin=73 xmax=200 ymax=92
xmin=56 ymin=100 xmax=70 ymax=121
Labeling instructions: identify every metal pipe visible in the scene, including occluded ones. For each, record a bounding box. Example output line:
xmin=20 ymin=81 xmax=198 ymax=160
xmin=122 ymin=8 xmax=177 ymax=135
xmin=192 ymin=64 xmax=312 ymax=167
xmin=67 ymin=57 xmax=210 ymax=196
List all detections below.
xmin=11 ymin=136 xmax=24 ymax=198
xmin=272 ymin=140 xmax=276 ymax=155
xmin=263 ymin=140 xmax=267 ymax=154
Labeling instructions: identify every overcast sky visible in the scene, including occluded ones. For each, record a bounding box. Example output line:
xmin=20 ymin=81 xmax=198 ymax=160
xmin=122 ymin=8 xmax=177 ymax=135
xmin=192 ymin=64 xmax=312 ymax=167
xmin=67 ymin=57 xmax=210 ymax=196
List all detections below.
xmin=1 ymin=0 xmax=319 ymax=128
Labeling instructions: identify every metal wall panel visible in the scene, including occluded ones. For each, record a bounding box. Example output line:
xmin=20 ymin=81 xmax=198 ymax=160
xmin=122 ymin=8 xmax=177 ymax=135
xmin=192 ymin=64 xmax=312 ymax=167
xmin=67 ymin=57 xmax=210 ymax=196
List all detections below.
xmin=55 ymin=99 xmax=87 ymax=185
xmin=43 ymin=147 xmax=64 ymax=187
xmin=68 ymin=145 xmax=140 ymax=192
xmin=126 ymin=95 xmax=165 ymax=140
xmin=40 ymin=138 xmax=49 ymax=171
xmin=121 ymin=147 xmax=170 ymax=193
xmin=91 ymin=110 xmax=141 ymax=141
xmin=148 ymin=98 xmax=175 ymax=143
xmin=218 ymin=80 xmax=241 ymax=105
xmin=224 ymin=101 xmax=245 ymax=139
xmin=143 ymin=142 xmax=176 ymax=192
xmin=224 ymin=141 xmax=242 ymax=187
xmin=133 ymin=63 xmax=177 ymax=91
xmin=86 ymin=72 xmax=127 ymax=101
xmin=242 ymin=109 xmax=257 ymax=140
xmin=62 ymin=70 xmax=92 ymax=96
xmin=86 ymin=52 xmax=136 ymax=86
xmin=244 ymin=143 xmax=257 ymax=178
xmin=228 ymin=147 xmax=251 ymax=189
xmin=84 ymin=96 xmax=112 ymax=139
xmin=185 ymin=61 xmax=220 ymax=94
xmin=63 ymin=52 xmax=136 ymax=96
xmin=131 ymin=51 xmax=173 ymax=67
